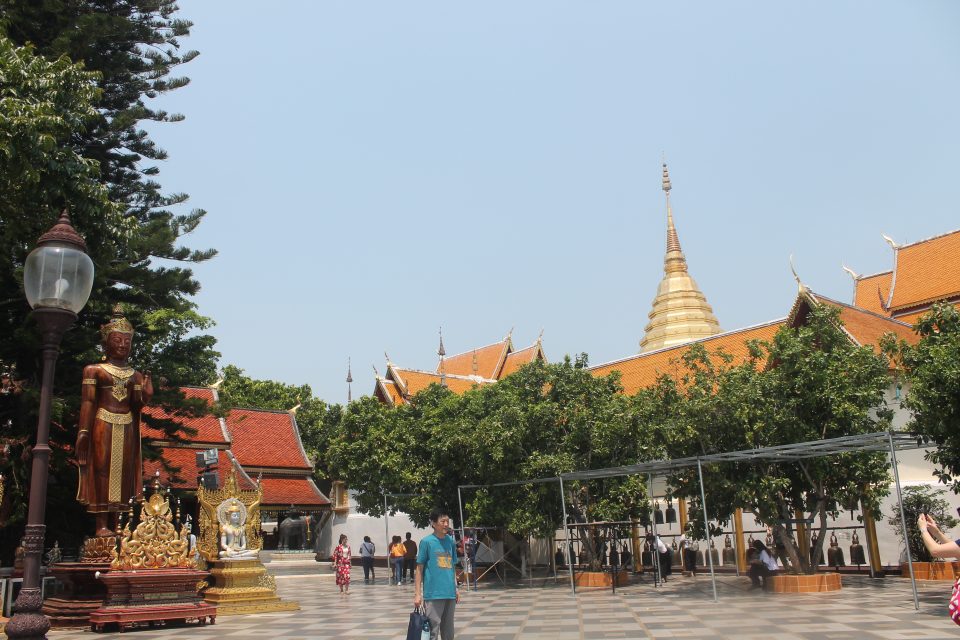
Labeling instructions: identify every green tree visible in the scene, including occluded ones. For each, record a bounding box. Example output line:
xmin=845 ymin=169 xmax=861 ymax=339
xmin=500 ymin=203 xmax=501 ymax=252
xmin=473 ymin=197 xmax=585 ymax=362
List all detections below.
xmin=892 ymin=303 xmax=960 ymax=493
xmin=327 ymin=358 xmax=654 ymax=570
xmin=216 ymin=365 xmax=339 ymax=491
xmin=0 ymin=0 xmax=217 ymax=558
xmin=662 ymin=306 xmax=893 ymax=573
xmin=887 ymin=485 xmax=959 ymax=563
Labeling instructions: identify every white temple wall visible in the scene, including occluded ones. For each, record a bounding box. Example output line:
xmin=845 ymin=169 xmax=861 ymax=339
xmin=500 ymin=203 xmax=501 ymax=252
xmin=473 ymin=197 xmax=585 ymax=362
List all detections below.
xmin=317 ymin=490 xmax=431 ymax=558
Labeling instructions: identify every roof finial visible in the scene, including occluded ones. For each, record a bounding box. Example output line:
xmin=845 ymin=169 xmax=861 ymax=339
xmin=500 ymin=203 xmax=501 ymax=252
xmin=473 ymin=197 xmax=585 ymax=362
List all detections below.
xmin=789 ymin=254 xmax=806 ymax=292
xmin=438 ymin=327 xmax=447 ymax=387
xmin=881 ymin=233 xmax=901 ymax=249
xmin=384 ymin=351 xmax=392 ymax=365
xmin=537 ymin=328 xmax=544 ymax=343
xmin=372 ymin=364 xmax=381 ymax=378
xmin=661 ymin=160 xmax=672 ymax=193
xmin=346 ymin=357 xmax=353 ymax=403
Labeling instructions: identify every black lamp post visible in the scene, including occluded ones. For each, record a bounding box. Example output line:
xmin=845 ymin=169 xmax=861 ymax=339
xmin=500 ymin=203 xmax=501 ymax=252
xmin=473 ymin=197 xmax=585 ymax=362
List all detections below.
xmin=5 ymin=211 xmax=93 ymax=640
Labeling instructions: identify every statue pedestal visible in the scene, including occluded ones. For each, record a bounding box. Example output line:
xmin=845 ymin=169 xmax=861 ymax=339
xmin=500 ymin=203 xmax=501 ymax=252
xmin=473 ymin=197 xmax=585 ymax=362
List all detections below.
xmin=41 ymin=562 xmax=110 ymax=627
xmin=203 ymin=559 xmax=299 ymax=615
xmin=89 ymin=568 xmax=215 ymax=632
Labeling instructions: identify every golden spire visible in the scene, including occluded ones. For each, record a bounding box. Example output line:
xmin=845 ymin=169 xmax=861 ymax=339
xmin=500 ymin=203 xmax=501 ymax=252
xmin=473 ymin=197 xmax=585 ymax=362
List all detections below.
xmin=639 ymin=163 xmax=722 ymax=353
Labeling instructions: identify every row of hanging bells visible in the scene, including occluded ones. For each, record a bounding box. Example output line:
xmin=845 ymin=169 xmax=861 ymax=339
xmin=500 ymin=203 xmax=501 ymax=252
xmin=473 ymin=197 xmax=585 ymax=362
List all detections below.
xmin=652 ymin=497 xmax=678 ymax=525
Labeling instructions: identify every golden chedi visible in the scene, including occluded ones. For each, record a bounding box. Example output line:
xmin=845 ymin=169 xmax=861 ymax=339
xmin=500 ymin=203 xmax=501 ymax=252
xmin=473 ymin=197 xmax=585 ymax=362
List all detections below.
xmin=197 ymin=470 xmax=298 ymax=615
xmin=640 ymin=164 xmax=722 ymax=352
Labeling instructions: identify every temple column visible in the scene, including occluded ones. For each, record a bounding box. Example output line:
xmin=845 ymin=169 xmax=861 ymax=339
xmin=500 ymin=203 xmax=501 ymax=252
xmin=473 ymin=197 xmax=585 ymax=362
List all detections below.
xmin=862 ymin=505 xmax=883 ymax=574
xmin=733 ymin=509 xmax=747 ymax=572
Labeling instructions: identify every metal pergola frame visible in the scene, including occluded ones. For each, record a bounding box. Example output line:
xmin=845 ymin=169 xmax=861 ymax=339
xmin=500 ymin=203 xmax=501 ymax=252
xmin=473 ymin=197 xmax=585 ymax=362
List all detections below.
xmin=457 ymin=430 xmax=934 ymax=609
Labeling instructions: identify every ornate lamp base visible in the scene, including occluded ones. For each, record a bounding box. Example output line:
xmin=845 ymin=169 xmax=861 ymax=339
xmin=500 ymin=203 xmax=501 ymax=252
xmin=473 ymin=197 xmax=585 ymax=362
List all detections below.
xmin=203 ymin=559 xmax=299 ymax=615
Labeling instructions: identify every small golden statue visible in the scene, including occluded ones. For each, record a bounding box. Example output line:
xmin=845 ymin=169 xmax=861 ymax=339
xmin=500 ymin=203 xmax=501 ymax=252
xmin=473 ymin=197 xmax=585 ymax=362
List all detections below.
xmin=196 ymin=469 xmax=298 ymax=614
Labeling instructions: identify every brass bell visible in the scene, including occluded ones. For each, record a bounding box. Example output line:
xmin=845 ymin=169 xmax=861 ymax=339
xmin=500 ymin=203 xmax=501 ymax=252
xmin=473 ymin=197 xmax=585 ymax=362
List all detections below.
xmin=850 ymin=530 xmax=866 ymax=566
xmin=722 ymin=534 xmax=736 ymax=565
xmin=827 ymin=532 xmax=845 ymax=567
xmin=665 ymin=496 xmax=677 ymax=524
xmin=654 ymin=501 xmax=664 ymax=525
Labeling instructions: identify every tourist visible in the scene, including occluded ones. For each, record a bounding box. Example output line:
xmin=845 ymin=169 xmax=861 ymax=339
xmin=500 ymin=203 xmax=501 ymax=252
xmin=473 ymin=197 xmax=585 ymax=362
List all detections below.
xmin=647 ymin=533 xmax=671 ymax=582
xmin=677 ymin=527 xmax=698 ymax=577
xmin=359 ymin=535 xmax=376 ymax=583
xmin=918 ymin=513 xmax=960 ymax=560
xmin=748 ymin=539 xmax=778 ymax=590
xmin=404 ymin=531 xmax=418 ymax=584
xmin=333 ymin=533 xmax=352 ymax=594
xmin=390 ymin=535 xmax=406 ymax=585
xmin=414 ymin=509 xmax=460 ymax=640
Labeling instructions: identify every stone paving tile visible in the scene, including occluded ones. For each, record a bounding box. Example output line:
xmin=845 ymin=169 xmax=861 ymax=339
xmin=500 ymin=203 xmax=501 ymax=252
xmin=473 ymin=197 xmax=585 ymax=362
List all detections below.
xmin=43 ymin=566 xmax=960 ymax=640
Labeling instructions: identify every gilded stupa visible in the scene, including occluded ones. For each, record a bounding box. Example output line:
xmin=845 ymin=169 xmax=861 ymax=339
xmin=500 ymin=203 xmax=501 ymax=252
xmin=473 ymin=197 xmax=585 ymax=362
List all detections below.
xmin=639 ymin=163 xmax=722 ymax=352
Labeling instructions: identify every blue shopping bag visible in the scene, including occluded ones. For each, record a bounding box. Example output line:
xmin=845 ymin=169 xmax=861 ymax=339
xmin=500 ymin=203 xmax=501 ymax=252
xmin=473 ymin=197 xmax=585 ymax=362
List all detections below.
xmin=406 ymin=605 xmax=430 ymax=640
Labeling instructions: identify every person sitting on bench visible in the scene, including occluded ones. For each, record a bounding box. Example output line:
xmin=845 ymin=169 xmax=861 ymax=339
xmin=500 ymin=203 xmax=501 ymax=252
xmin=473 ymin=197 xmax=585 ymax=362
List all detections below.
xmin=748 ymin=539 xmax=778 ymax=590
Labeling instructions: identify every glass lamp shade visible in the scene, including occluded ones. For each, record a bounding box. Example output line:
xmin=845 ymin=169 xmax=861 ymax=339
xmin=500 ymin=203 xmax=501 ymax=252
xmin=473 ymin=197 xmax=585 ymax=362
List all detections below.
xmin=24 ymin=242 xmax=94 ymax=312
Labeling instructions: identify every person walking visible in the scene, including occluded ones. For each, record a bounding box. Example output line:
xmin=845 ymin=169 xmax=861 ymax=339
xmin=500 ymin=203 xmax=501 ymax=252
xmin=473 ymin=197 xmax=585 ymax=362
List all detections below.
xmin=414 ymin=509 xmax=460 ymax=640
xmin=359 ymin=535 xmax=376 ymax=583
xmin=403 ymin=531 xmax=418 ymax=584
xmin=333 ymin=534 xmax=352 ymax=594
xmin=390 ymin=535 xmax=406 ymax=585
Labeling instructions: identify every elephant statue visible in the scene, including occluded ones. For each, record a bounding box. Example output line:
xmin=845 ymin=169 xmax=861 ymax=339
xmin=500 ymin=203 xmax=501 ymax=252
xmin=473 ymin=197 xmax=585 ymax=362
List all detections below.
xmin=278 ymin=507 xmax=308 ymax=550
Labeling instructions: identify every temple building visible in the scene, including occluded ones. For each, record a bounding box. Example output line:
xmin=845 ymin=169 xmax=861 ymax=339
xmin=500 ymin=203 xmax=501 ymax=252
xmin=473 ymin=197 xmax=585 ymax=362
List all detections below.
xmin=142 ymin=387 xmax=329 ymax=547
xmin=373 ymin=331 xmax=546 ymax=406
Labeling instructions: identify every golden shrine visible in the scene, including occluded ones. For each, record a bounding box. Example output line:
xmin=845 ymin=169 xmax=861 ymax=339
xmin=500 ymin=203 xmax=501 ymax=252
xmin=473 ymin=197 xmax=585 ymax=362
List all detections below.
xmin=196 ymin=470 xmax=299 ymax=615
xmin=89 ymin=478 xmax=214 ymax=631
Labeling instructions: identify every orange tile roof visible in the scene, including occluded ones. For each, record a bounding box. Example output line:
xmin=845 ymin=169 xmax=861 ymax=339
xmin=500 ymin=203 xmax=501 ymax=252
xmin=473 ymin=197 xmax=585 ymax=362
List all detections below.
xmin=226 ymin=408 xmax=312 ymax=471
xmin=376 ymin=379 xmax=405 ymax=406
xmin=589 ymin=320 xmax=785 ymax=395
xmin=813 ymin=294 xmax=919 ymax=349
xmin=258 ymin=477 xmax=329 ymax=507
xmin=392 ymin=367 xmax=491 ymax=397
xmin=499 ymin=342 xmax=544 ymax=378
xmin=141 ymin=387 xmax=230 ymax=446
xmin=440 ymin=340 xmax=510 ymax=379
xmin=853 ymin=271 xmax=893 ymax=316
xmin=892 ymin=301 xmax=960 ymax=327
xmin=888 ymin=229 xmax=960 ymax=312
xmin=143 ymin=447 xmax=255 ymax=491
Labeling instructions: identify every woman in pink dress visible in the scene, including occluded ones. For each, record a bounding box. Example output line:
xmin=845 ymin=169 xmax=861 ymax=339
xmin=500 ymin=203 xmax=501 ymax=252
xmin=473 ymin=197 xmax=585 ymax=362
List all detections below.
xmin=333 ymin=534 xmax=352 ymax=594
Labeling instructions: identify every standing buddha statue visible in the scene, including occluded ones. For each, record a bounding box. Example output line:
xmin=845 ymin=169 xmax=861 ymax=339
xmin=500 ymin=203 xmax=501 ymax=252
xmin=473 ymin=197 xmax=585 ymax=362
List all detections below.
xmin=76 ymin=306 xmax=153 ymax=537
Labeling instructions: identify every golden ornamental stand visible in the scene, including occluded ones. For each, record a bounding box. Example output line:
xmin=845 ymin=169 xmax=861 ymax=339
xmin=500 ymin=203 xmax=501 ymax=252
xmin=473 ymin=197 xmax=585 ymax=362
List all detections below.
xmin=197 ymin=470 xmax=299 ymax=615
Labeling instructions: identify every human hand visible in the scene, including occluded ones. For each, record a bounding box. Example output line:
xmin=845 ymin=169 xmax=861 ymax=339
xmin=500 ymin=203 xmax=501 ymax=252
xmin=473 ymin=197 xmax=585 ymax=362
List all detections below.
xmin=76 ymin=431 xmax=89 ymax=466
xmin=456 ymin=590 xmax=461 ymax=604
xmin=413 ymin=594 xmax=423 ymax=608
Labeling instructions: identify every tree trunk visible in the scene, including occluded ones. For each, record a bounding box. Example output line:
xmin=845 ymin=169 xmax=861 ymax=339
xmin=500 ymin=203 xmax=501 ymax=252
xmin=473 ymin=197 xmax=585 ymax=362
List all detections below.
xmin=809 ymin=499 xmax=829 ymax=574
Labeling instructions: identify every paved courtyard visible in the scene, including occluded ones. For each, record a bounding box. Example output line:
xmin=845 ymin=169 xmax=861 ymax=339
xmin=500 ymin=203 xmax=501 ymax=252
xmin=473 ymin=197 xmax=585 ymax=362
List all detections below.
xmin=49 ymin=561 xmax=960 ymax=639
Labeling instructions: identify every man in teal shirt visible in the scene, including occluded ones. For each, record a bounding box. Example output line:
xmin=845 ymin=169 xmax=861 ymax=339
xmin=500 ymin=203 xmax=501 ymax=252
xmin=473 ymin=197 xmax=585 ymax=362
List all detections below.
xmin=414 ymin=509 xmax=460 ymax=639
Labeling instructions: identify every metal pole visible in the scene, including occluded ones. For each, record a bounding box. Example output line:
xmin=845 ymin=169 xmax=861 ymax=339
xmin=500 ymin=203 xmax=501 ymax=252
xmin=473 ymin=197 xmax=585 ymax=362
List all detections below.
xmin=697 ymin=457 xmax=719 ymax=603
xmin=383 ymin=491 xmax=390 ymax=584
xmin=649 ymin=473 xmax=660 ymax=587
xmin=559 ymin=477 xmax=575 ymax=594
xmin=5 ymin=308 xmax=75 ymax=640
xmin=888 ymin=431 xmax=919 ymax=611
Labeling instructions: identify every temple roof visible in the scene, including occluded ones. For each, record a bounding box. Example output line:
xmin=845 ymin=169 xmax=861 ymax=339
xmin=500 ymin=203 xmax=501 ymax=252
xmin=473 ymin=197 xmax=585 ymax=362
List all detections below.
xmin=438 ymin=336 xmax=511 ymax=379
xmin=789 ymin=290 xmax=919 ymax=352
xmin=592 ymin=319 xmax=784 ymax=395
xmin=852 ymin=271 xmax=893 ymax=316
xmin=640 ymin=164 xmax=722 ymax=352
xmin=144 ymin=447 xmax=255 ymax=491
xmin=887 ymin=228 xmax=960 ymax=313
xmin=141 ymin=387 xmax=230 ymax=447
xmin=226 ymin=408 xmax=314 ymax=471
xmin=500 ymin=340 xmax=546 ymax=378
xmin=258 ymin=477 xmax=329 ymax=506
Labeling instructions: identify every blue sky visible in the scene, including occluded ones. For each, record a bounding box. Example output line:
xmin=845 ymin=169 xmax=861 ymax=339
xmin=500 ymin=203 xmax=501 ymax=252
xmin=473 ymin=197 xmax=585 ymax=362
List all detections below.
xmin=152 ymin=1 xmax=960 ymax=404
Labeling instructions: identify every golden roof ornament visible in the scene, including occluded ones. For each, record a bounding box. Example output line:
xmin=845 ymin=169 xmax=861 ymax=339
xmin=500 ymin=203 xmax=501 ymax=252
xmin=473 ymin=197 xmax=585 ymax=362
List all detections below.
xmin=100 ymin=303 xmax=134 ymax=341
xmin=640 ymin=163 xmax=722 ymax=353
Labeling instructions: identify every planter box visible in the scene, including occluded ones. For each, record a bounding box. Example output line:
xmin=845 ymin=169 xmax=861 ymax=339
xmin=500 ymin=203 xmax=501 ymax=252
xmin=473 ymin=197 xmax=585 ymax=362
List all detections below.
xmin=901 ymin=561 xmax=960 ymax=581
xmin=573 ymin=571 xmax=630 ymax=588
xmin=768 ymin=572 xmax=842 ymax=593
